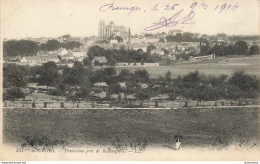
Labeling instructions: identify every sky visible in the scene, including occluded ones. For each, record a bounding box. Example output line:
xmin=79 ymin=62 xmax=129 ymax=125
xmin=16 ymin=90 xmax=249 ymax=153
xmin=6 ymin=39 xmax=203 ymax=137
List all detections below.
xmin=1 ymin=0 xmax=260 ymax=39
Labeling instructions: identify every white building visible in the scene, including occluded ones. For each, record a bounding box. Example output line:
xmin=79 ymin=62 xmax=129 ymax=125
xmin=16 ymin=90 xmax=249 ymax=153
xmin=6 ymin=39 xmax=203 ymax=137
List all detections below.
xmin=72 ymin=51 xmax=86 ymax=58
xmin=59 ymin=48 xmax=69 ymax=56
xmin=110 ymin=39 xmax=118 ymax=44
xmin=20 ymin=55 xmax=59 ymax=66
xmin=168 ymin=30 xmax=183 ymax=35
xmin=145 ymin=37 xmax=160 ymax=43
xmin=117 ymin=62 xmax=159 ymax=67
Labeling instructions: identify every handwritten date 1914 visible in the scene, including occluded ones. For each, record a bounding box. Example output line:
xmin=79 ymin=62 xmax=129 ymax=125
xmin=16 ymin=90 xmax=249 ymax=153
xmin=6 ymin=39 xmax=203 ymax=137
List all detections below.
xmin=144 ymin=2 xmax=197 ymax=31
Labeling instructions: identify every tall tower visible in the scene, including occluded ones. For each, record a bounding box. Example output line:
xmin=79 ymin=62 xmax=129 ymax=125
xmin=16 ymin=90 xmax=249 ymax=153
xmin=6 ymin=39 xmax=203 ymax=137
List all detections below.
xmin=199 ymin=40 xmax=202 ymax=56
xmin=110 ymin=21 xmax=115 ymax=36
xmin=128 ymin=28 xmax=131 ymax=49
xmin=98 ymin=20 xmax=105 ymax=38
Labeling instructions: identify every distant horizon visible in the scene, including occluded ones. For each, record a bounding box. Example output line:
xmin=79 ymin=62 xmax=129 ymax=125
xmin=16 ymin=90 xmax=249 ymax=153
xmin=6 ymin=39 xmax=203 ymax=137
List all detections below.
xmin=3 ymin=32 xmax=260 ymax=40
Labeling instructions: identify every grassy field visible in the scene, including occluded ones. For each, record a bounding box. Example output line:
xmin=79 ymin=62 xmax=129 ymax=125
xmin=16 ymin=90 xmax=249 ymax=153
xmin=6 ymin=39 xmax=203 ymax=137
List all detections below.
xmin=116 ymin=55 xmax=260 ymax=78
xmin=3 ymin=107 xmax=260 ymax=149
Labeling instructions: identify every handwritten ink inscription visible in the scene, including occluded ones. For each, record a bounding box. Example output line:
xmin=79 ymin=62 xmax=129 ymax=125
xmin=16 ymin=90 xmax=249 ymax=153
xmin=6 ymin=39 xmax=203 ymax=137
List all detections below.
xmin=98 ymin=1 xmax=239 ymax=31
xmin=99 ymin=2 xmax=142 ymax=15
xmin=144 ymin=2 xmax=197 ymax=31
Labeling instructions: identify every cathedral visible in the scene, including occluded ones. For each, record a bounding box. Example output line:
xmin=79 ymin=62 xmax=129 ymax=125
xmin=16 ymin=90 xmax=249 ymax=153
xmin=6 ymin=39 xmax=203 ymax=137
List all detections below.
xmin=98 ymin=20 xmax=128 ymax=38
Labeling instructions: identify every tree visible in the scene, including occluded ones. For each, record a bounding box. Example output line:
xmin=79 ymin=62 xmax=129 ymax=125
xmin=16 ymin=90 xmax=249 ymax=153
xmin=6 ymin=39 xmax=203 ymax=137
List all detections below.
xmin=103 ymin=67 xmax=117 ymax=77
xmin=66 ymin=94 xmax=79 ymax=108
xmin=46 ymin=40 xmax=60 ymax=51
xmin=224 ymin=44 xmax=235 ymax=55
xmin=63 ymin=61 xmax=88 ymax=86
xmin=94 ymin=60 xmax=100 ymax=66
xmin=115 ymin=36 xmax=123 ymax=43
xmin=216 ymin=33 xmax=227 ymax=37
xmin=63 ymin=41 xmax=81 ymax=50
xmin=83 ymin=56 xmax=94 ymax=69
xmin=118 ymin=69 xmax=132 ymax=82
xmin=234 ymin=41 xmax=248 ymax=55
xmin=133 ymin=70 xmax=150 ymax=84
xmin=182 ymin=71 xmax=201 ymax=88
xmin=165 ymin=71 xmax=172 ymax=85
xmin=167 ymin=82 xmax=178 ymax=101
xmin=28 ymin=65 xmax=44 ymax=83
xmin=175 ymin=33 xmax=183 ymax=42
xmin=39 ymin=43 xmax=47 ymax=52
xmin=38 ymin=62 xmax=59 ymax=89
xmin=78 ymin=75 xmax=92 ymax=100
xmin=107 ymin=83 xmax=122 ymax=100
xmin=183 ymin=32 xmax=193 ymax=41
xmin=208 ymin=45 xmax=225 ymax=56
xmin=87 ymin=45 xmax=106 ymax=57
xmin=117 ymin=69 xmax=134 ymax=99
xmin=3 ymin=87 xmax=25 ymax=101
xmin=3 ymin=64 xmax=28 ymax=88
xmin=249 ymin=45 xmax=259 ymax=55
xmin=229 ymin=70 xmax=259 ymax=92
xmin=106 ymin=55 xmax=117 ymax=65
xmin=101 ymin=67 xmax=118 ymax=99
xmin=162 ymin=48 xmax=169 ymax=55
xmin=159 ymin=38 xmax=165 ymax=43
xmin=124 ymin=79 xmax=136 ymax=100
xmin=146 ymin=45 xmax=156 ymax=54
xmin=135 ymin=88 xmax=151 ymax=106
xmin=3 ymin=40 xmax=38 ymax=57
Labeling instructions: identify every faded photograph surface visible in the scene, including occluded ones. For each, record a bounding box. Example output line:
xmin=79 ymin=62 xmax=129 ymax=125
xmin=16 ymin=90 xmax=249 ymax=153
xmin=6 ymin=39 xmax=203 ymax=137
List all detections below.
xmin=1 ymin=0 xmax=260 ymax=161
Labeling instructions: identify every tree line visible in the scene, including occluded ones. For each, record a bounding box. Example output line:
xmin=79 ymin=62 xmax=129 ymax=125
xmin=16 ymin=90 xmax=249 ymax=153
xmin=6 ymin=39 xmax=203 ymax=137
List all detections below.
xmin=208 ymin=41 xmax=259 ymax=56
xmin=3 ymin=61 xmax=259 ymax=104
xmin=166 ymin=32 xmax=203 ymax=42
xmin=3 ymin=39 xmax=81 ymax=57
xmin=83 ymin=45 xmax=162 ymax=66
xmin=39 ymin=40 xmax=81 ymax=52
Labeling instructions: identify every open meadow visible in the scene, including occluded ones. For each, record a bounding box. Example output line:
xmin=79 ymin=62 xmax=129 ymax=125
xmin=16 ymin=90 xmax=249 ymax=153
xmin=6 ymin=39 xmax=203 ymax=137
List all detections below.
xmin=3 ymin=107 xmax=260 ymax=149
xmin=116 ymin=55 xmax=260 ymax=78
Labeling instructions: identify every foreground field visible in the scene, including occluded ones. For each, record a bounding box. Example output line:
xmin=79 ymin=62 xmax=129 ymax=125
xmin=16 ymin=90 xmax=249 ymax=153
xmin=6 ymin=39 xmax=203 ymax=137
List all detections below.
xmin=3 ymin=107 xmax=260 ymax=149
xmin=116 ymin=55 xmax=260 ymax=78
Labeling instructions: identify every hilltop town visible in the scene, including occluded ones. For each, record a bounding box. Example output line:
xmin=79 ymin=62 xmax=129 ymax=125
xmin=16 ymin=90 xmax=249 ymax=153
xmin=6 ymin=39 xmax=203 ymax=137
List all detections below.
xmin=4 ymin=20 xmax=260 ymax=68
xmin=3 ymin=20 xmax=260 ymax=108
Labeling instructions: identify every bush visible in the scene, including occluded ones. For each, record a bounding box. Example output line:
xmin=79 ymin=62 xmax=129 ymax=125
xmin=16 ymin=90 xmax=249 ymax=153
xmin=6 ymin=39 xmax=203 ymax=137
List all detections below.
xmin=249 ymin=45 xmax=259 ymax=55
xmin=22 ymin=135 xmax=65 ymax=148
xmin=3 ymin=87 xmax=25 ymax=101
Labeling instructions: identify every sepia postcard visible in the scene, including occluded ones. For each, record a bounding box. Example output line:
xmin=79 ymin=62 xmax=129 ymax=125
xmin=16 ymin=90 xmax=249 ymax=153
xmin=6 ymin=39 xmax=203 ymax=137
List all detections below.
xmin=0 ymin=0 xmax=260 ymax=161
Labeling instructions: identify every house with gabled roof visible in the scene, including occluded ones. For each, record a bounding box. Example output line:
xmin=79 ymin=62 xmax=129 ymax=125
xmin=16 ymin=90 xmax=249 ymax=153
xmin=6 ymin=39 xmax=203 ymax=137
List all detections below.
xmin=20 ymin=55 xmax=59 ymax=66
xmin=94 ymin=56 xmax=107 ymax=64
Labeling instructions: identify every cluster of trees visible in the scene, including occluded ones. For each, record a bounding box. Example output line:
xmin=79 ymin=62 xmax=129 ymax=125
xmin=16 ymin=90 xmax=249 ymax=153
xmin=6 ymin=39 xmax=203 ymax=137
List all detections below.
xmin=84 ymin=45 xmax=161 ymax=66
xmin=249 ymin=45 xmax=260 ymax=55
xmin=208 ymin=41 xmax=259 ymax=56
xmin=230 ymin=35 xmax=259 ymax=42
xmin=3 ymin=39 xmax=81 ymax=57
xmin=108 ymin=36 xmax=123 ymax=43
xmin=3 ymin=64 xmax=28 ymax=101
xmin=157 ymin=71 xmax=259 ymax=101
xmin=166 ymin=32 xmax=201 ymax=42
xmin=3 ymin=40 xmax=38 ymax=57
xmin=38 ymin=40 xmax=81 ymax=51
xmin=3 ymin=61 xmax=259 ymax=104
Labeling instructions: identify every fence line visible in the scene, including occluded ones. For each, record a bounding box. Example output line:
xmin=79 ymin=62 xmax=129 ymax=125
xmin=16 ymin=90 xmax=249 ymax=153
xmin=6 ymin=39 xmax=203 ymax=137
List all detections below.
xmin=3 ymin=99 xmax=259 ymax=109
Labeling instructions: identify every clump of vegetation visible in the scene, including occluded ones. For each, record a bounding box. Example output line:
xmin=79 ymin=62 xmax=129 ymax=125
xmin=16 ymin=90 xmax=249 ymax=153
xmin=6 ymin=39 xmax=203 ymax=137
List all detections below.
xmin=3 ymin=39 xmax=81 ymax=58
xmin=111 ymin=136 xmax=148 ymax=153
xmin=21 ymin=135 xmax=66 ymax=148
xmin=3 ymin=87 xmax=25 ymax=101
xmin=3 ymin=52 xmax=259 ymax=106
